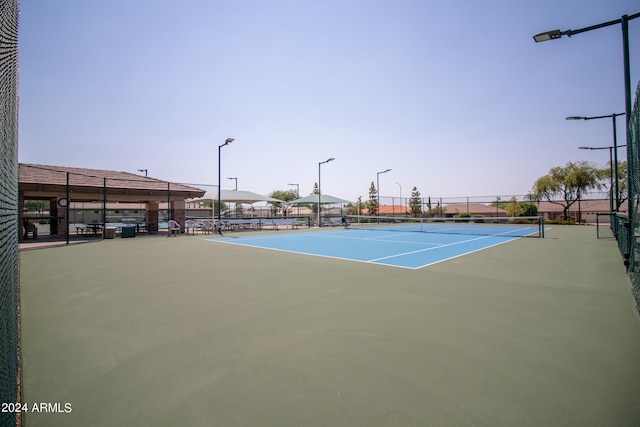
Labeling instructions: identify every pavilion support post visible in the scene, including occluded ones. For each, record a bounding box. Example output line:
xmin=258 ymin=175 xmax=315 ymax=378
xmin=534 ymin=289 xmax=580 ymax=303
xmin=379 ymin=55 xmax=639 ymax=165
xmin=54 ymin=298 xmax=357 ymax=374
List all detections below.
xmin=66 ymin=172 xmax=69 ymax=245
xmin=167 ymin=182 xmax=171 ymax=220
xmin=17 ymin=192 xmax=24 ymax=242
xmin=171 ymin=200 xmax=186 ymax=233
xmin=146 ymin=202 xmax=159 ymax=234
xmin=102 ymin=178 xmax=107 ymax=239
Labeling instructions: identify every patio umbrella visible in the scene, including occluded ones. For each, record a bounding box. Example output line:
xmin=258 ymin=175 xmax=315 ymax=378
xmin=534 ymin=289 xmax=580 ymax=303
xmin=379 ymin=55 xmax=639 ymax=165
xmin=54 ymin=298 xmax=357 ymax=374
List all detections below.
xmin=286 ymin=194 xmax=353 ymax=205
xmin=189 ymin=189 xmax=282 ymax=204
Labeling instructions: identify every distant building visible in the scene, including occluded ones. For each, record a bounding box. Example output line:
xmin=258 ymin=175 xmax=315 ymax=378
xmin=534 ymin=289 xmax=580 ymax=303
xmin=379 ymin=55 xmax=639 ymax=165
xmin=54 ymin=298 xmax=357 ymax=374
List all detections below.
xmin=442 ymin=203 xmax=508 ymax=218
xmin=536 ymin=199 xmax=627 ymax=223
xmin=19 ymin=163 xmax=204 ymax=237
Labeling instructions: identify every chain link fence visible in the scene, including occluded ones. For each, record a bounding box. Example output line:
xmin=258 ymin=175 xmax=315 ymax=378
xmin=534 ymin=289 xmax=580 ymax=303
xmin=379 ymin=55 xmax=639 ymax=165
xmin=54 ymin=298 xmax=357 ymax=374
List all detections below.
xmin=0 ymin=0 xmax=21 ymax=425
xmin=624 ymin=83 xmax=640 ymax=309
xmin=606 ymin=82 xmax=640 ymax=313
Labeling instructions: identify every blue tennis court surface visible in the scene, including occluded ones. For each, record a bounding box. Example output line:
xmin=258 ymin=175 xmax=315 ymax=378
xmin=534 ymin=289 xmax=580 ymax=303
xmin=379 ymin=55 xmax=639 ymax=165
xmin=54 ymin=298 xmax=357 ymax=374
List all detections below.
xmin=210 ymin=227 xmax=537 ymax=269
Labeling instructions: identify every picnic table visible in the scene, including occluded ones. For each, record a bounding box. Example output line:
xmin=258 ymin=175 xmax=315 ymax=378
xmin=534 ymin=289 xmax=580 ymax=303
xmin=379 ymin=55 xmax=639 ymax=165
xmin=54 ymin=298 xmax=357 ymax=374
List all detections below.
xmin=75 ymin=223 xmax=147 ymax=237
xmin=75 ymin=224 xmax=103 ymax=235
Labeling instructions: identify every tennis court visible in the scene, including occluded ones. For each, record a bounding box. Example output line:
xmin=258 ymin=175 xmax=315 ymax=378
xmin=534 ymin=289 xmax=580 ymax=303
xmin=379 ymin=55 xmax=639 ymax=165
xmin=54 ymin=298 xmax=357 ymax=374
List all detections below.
xmin=19 ymin=225 xmax=640 ymax=426
xmin=212 ymin=217 xmax=544 ymax=269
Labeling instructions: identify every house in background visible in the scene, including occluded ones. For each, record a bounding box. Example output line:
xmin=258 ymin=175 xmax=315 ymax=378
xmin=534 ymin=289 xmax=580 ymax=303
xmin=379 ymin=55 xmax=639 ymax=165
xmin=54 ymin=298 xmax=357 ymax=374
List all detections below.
xmin=442 ymin=203 xmax=508 ymax=218
xmin=536 ymin=199 xmax=627 ymax=223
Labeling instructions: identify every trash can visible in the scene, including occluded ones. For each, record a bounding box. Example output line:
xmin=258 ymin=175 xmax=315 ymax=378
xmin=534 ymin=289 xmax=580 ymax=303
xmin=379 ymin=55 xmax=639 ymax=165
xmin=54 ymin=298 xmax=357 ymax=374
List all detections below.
xmin=121 ymin=226 xmax=136 ymax=238
xmin=103 ymin=228 xmax=116 ymax=239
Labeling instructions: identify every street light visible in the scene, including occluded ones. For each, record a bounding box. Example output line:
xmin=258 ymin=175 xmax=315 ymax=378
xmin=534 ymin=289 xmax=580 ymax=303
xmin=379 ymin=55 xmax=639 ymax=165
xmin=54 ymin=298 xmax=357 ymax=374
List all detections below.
xmin=227 ymin=177 xmax=238 ymax=191
xmin=318 ymin=158 xmax=335 ymax=226
xmin=137 ymin=169 xmax=148 ymax=177
xmin=534 ymin=12 xmax=638 ymax=126
xmin=567 ymin=113 xmax=625 ymax=211
xmin=218 ymin=138 xmax=234 ymax=220
xmin=532 ymin=29 xmax=563 ymax=42
xmin=376 ymin=169 xmax=391 ymax=216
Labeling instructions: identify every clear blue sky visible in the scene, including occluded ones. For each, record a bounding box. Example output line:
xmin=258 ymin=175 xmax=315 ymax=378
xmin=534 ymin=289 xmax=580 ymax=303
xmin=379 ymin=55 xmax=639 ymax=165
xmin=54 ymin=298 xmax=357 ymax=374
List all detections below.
xmin=18 ymin=0 xmax=640 ymax=203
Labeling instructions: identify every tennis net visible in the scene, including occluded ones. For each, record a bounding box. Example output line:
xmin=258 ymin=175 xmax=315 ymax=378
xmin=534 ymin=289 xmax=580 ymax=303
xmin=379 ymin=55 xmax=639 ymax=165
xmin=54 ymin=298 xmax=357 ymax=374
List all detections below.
xmin=344 ymin=215 xmax=545 ymax=238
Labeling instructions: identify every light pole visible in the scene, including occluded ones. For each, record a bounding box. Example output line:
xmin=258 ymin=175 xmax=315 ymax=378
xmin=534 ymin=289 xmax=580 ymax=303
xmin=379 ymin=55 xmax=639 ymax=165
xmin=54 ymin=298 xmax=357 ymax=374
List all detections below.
xmin=288 ymin=183 xmax=300 ymax=217
xmin=218 ymin=138 xmax=234 ymax=220
xmin=395 ymin=182 xmax=402 ymax=218
xmin=137 ymin=169 xmax=148 ymax=177
xmin=318 ymin=158 xmax=335 ymax=226
xmin=227 ymin=177 xmax=238 ymax=191
xmin=534 ymin=12 xmax=638 ymax=133
xmin=534 ymin=12 xmax=639 ymax=240
xmin=376 ymin=169 xmax=391 ymax=216
xmin=226 ymin=177 xmax=238 ymax=217
xmin=567 ymin=113 xmax=625 ymax=211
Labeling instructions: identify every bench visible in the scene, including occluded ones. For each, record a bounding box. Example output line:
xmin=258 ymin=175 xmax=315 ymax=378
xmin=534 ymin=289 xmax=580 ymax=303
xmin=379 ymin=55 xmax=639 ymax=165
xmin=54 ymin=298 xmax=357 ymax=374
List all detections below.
xmin=268 ymin=219 xmax=300 ymax=230
xmin=327 ymin=217 xmax=346 ymax=227
xmin=168 ymin=220 xmax=181 ymax=237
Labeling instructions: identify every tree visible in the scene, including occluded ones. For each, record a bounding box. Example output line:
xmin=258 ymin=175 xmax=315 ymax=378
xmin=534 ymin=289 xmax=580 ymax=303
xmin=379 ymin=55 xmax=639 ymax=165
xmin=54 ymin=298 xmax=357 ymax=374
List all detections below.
xmin=425 ymin=196 xmax=440 ymax=217
xmin=436 ymin=200 xmax=442 ymax=217
xmin=532 ymin=161 xmax=603 ymax=221
xmin=367 ymin=182 xmax=378 ymax=215
xmin=268 ymin=189 xmax=298 ymax=216
xmin=615 ymin=161 xmax=628 ymax=206
xmin=495 ymin=197 xmax=537 ymax=217
xmin=304 ymin=183 xmax=321 ymax=214
xmin=601 ymin=160 xmax=628 ymax=208
xmin=521 ymin=199 xmax=538 ymax=216
xmin=409 ymin=187 xmax=422 ymax=217
xmin=270 ymin=189 xmax=298 ymax=202
xmin=24 ymin=200 xmax=48 ymax=213
xmin=347 ymin=196 xmax=365 ymax=215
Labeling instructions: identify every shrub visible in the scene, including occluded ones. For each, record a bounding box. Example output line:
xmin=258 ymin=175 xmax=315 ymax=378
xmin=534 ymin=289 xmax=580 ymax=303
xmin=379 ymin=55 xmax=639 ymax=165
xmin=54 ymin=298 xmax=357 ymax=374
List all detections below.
xmin=472 ymin=215 xmax=485 ymax=223
xmin=545 ymin=219 xmax=576 ymax=225
xmin=454 ymin=213 xmax=471 ymax=223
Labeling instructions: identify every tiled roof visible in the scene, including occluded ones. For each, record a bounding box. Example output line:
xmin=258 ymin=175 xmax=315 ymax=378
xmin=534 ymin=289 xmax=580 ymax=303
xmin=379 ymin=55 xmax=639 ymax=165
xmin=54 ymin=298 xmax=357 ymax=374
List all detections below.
xmin=379 ymin=205 xmax=411 ymax=215
xmin=361 ymin=205 xmax=411 ymax=215
xmin=19 ymin=163 xmax=204 ymax=195
xmin=443 ymin=203 xmax=506 ymax=215
xmin=536 ymin=199 xmax=628 ymax=213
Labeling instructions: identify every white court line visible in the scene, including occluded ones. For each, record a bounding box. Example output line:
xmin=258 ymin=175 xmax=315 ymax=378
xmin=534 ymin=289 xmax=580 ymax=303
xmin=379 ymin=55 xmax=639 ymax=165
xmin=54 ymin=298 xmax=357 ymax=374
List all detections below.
xmin=211 ymin=239 xmax=419 ymax=269
xmin=493 ymin=226 xmax=539 ymax=237
xmin=209 ymin=228 xmax=528 ymax=270
xmin=211 ymin=235 xmax=521 ymax=270
xmin=367 ymin=234 xmax=498 ymax=262
xmin=378 ymin=238 xmax=519 ymax=269
xmin=421 ymin=224 xmax=538 ymax=237
xmin=309 ymin=232 xmax=442 ymax=246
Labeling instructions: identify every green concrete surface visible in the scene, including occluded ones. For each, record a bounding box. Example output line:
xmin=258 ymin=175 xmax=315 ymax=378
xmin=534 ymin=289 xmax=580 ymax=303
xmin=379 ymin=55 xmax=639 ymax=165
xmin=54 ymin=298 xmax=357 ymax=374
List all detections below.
xmin=19 ymin=226 xmax=640 ymax=426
